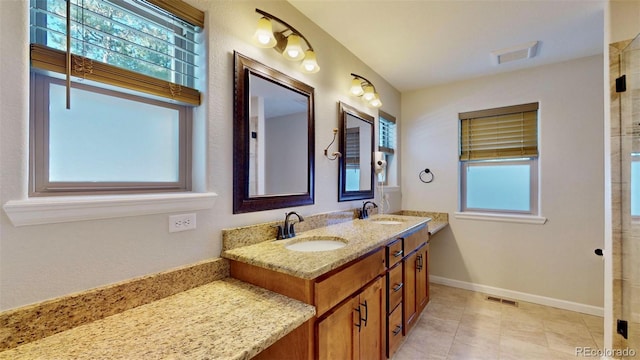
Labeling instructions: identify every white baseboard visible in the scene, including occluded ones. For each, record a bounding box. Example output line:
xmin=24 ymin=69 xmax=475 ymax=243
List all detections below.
xmin=430 ymin=275 xmax=604 ymax=317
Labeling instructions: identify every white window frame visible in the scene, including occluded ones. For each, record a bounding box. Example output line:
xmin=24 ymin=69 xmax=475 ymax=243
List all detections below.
xmin=460 ymin=158 xmax=539 ymax=215
xmin=456 ymin=103 xmax=546 ymax=224
xmin=30 ymin=73 xmax=192 ymax=196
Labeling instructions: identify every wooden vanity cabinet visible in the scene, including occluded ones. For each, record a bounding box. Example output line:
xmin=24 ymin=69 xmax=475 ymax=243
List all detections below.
xmin=386 ymin=262 xmax=404 ymax=357
xmin=384 ymin=225 xmax=430 ymax=358
xmin=403 ymin=227 xmax=430 ymax=335
xmin=230 ymin=248 xmax=385 ymax=360
xmin=231 ymin=224 xmax=430 ymax=360
xmin=317 ymin=276 xmax=384 ymax=360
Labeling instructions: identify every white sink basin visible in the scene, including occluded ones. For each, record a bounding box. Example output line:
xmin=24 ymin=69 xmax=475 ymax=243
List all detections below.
xmin=367 ymin=217 xmax=405 ymax=225
xmin=285 ymin=237 xmax=347 ymax=252
xmin=369 ymin=220 xmax=403 ymax=225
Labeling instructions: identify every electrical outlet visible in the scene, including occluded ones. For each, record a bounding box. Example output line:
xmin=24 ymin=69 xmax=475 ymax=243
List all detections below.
xmin=169 ymin=213 xmax=197 ymax=233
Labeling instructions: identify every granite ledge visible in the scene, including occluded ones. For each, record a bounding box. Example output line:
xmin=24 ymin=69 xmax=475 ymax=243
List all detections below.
xmin=0 ymin=278 xmax=316 ymax=360
xmin=0 ymin=258 xmax=230 ymax=351
xmin=396 ymin=210 xmax=449 ymax=236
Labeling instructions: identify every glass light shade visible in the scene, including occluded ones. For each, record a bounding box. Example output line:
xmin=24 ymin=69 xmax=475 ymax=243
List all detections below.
xmin=362 ymin=85 xmax=376 ymax=102
xmin=282 ymin=34 xmax=305 ymax=61
xmin=350 ymin=78 xmax=364 ymax=96
xmin=253 ymin=17 xmax=277 ymax=48
xmin=301 ymin=50 xmax=320 ymax=73
xmin=369 ymin=93 xmax=383 ymax=108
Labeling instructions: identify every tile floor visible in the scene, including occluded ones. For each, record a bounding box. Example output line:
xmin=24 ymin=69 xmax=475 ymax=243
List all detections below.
xmin=392 ymin=283 xmax=605 ymax=360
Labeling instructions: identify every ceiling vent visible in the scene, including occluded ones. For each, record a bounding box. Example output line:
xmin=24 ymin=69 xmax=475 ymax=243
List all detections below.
xmin=491 ymin=41 xmax=539 ymax=65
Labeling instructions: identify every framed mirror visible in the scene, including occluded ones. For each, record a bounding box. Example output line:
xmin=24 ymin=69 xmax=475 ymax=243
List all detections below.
xmin=338 ymin=102 xmax=375 ymax=202
xmin=233 ymin=52 xmax=315 ymax=213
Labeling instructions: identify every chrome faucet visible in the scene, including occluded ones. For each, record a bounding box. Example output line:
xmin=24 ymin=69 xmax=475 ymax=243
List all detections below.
xmin=360 ymin=201 xmax=378 ymax=219
xmin=277 ymin=211 xmax=305 ymax=239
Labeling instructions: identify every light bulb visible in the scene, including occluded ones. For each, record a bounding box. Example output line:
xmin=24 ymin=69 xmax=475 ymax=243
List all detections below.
xmin=253 ymin=17 xmax=276 ymax=48
xmin=282 ymin=34 xmax=305 ymax=61
xmin=301 ymin=50 xmax=320 ymax=73
xmin=362 ymin=85 xmax=375 ymax=102
xmin=369 ymin=93 xmax=383 ymax=108
xmin=350 ymin=78 xmax=364 ymax=96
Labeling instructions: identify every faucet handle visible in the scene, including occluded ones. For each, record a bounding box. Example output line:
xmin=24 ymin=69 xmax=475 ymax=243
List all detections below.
xmin=272 ymin=224 xmax=284 ymax=240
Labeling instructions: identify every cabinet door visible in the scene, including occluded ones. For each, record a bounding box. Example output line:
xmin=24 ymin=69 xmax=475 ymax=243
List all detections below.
xmin=403 ymin=251 xmax=417 ymax=335
xmin=318 ymin=296 xmax=360 ymax=360
xmin=416 ymin=244 xmax=429 ymax=313
xmin=359 ymin=277 xmax=384 ymax=360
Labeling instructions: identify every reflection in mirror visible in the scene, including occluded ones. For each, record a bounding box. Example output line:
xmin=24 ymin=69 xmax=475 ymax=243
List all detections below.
xmin=233 ymin=52 xmax=315 ymax=213
xmin=248 ymin=73 xmax=308 ymax=196
xmin=338 ymin=102 xmax=374 ymax=202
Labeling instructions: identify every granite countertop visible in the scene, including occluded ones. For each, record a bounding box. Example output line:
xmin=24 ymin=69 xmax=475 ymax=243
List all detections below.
xmin=428 ymin=220 xmax=448 ymax=235
xmin=0 ymin=278 xmax=315 ymax=360
xmin=222 ymin=214 xmax=431 ymax=280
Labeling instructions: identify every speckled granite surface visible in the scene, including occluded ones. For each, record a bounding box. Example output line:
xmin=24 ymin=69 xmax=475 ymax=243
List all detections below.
xmin=0 ymin=258 xmax=229 ymax=351
xmin=222 ymin=210 xmax=357 ymax=251
xmin=396 ymin=210 xmax=449 ymax=235
xmin=222 ymin=214 xmax=431 ymax=279
xmin=0 ymin=278 xmax=315 ymax=360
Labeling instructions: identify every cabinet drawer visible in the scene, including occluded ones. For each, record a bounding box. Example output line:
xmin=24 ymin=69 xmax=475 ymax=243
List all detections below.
xmin=387 ymin=262 xmax=403 ymax=313
xmin=387 ymin=302 xmax=404 ymax=358
xmin=315 ymin=248 xmax=385 ymax=316
xmin=386 ymin=239 xmax=403 ymax=268
xmin=404 ymin=225 xmax=428 ymax=255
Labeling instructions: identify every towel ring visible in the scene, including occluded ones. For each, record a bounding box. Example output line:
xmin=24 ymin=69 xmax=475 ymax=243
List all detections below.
xmin=419 ymin=168 xmax=434 ymax=183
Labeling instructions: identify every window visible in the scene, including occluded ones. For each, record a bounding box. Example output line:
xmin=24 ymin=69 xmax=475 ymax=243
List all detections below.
xmin=378 ymin=110 xmax=396 ymax=185
xmin=459 ymin=103 xmax=539 ymax=215
xmin=29 ymin=0 xmax=203 ymax=195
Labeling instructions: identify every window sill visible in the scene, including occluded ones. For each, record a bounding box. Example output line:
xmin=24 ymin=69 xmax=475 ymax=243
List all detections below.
xmin=3 ymin=192 xmax=218 ymax=227
xmin=454 ymin=211 xmax=547 ymax=225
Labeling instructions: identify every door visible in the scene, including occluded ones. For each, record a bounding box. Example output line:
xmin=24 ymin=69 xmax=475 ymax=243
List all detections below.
xmin=403 ymin=251 xmax=418 ymax=334
xmin=317 ymin=295 xmax=359 ymax=360
xmin=359 ymin=277 xmax=383 ymax=360
xmin=416 ymin=244 xmax=429 ymax=313
xmin=617 ymin=33 xmax=640 ymax=355
xmin=317 ymin=278 xmax=384 ymax=360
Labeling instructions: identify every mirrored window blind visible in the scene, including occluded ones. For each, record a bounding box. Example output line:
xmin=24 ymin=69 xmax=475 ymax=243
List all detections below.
xmin=379 ymin=111 xmax=396 ymax=154
xmin=346 ymin=127 xmax=360 ymax=168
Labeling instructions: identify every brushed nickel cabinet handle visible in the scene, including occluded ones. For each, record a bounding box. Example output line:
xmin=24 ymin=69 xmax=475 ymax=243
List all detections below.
xmin=393 ymin=325 xmax=402 ymax=336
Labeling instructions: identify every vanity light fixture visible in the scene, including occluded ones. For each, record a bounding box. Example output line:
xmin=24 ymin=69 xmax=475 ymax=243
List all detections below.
xmin=253 ymin=9 xmax=320 ymax=73
xmin=349 ymin=73 xmax=382 ymax=108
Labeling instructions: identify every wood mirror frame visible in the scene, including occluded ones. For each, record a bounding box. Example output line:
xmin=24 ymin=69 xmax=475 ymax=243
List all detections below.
xmin=338 ymin=102 xmax=375 ymax=202
xmin=233 ymin=52 xmax=315 ymax=213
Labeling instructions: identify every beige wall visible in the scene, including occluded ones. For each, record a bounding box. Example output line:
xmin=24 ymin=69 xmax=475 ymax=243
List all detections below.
xmin=0 ymin=0 xmax=401 ymax=310
xmin=609 ymin=0 xmax=640 ymax=43
xmin=401 ymin=55 xmax=605 ymax=309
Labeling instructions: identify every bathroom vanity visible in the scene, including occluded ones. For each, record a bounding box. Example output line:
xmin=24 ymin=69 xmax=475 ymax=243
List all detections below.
xmin=223 ymin=213 xmax=431 ymax=359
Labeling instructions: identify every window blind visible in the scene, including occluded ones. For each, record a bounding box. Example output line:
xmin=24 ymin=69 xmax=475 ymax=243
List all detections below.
xmin=459 ymin=103 xmax=538 ymax=161
xmin=346 ymin=127 xmax=360 ymax=167
xmin=29 ymin=0 xmax=203 ymax=105
xmin=379 ymin=110 xmax=396 ymax=154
